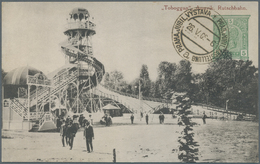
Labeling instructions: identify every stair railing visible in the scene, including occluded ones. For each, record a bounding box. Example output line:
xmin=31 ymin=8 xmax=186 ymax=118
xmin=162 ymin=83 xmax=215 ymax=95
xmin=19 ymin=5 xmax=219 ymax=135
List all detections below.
xmin=30 ymin=68 xmax=79 ymax=106
xmin=9 ymin=99 xmax=23 ymax=117
xmin=38 ymin=112 xmax=57 ymax=131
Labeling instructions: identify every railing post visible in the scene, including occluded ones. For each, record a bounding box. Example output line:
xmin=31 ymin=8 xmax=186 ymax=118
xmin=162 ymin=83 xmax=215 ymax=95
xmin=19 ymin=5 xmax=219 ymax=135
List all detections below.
xmin=113 ymin=148 xmax=116 ymax=163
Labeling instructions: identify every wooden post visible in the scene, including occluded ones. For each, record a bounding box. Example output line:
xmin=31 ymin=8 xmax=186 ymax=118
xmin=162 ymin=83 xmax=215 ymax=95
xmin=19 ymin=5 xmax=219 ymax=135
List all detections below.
xmin=113 ymin=148 xmax=116 ymax=163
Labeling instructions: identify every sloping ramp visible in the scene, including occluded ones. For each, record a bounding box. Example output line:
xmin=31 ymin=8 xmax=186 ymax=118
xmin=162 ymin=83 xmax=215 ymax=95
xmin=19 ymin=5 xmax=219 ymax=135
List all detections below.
xmin=95 ymin=85 xmax=164 ymax=113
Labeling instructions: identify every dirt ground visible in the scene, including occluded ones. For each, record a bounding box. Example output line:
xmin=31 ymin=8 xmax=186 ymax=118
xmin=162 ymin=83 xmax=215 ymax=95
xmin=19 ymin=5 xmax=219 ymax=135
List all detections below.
xmin=2 ymin=118 xmax=259 ymax=162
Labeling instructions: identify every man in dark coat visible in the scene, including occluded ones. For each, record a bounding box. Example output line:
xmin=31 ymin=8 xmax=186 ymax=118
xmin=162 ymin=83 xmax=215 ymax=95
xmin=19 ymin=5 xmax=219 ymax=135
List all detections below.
xmin=159 ymin=114 xmax=162 ymax=124
xmin=83 ymin=121 xmax=94 ymax=153
xmin=145 ymin=114 xmax=149 ymax=125
xmin=161 ymin=114 xmax=165 ymax=124
xmin=130 ymin=114 xmax=134 ymax=124
xmin=67 ymin=117 xmax=79 ymax=150
xmin=56 ymin=116 xmax=62 ymax=132
xmin=60 ymin=119 xmax=68 ymax=147
xmin=202 ymin=112 xmax=207 ymax=124
xmin=79 ymin=114 xmax=84 ymax=127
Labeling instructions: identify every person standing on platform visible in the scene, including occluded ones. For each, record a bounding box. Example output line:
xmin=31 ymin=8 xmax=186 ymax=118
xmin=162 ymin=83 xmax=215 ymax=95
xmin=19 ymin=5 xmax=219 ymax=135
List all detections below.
xmin=145 ymin=113 xmax=149 ymax=125
xmin=83 ymin=121 xmax=94 ymax=153
xmin=130 ymin=113 xmax=134 ymax=124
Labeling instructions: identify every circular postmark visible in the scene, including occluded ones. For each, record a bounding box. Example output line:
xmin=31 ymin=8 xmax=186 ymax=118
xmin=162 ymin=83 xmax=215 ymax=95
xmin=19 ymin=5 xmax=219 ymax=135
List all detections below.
xmin=172 ymin=7 xmax=229 ymax=64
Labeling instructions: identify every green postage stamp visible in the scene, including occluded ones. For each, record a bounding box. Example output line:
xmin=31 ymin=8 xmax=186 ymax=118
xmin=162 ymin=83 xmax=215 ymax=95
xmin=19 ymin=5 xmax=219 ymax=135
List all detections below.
xmin=213 ymin=15 xmax=250 ymax=61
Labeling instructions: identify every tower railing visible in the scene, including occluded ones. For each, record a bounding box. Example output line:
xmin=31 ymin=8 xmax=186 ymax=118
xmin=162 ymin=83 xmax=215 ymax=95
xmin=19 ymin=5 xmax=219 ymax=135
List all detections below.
xmin=27 ymin=75 xmax=51 ymax=86
xmin=65 ymin=21 xmax=95 ymax=30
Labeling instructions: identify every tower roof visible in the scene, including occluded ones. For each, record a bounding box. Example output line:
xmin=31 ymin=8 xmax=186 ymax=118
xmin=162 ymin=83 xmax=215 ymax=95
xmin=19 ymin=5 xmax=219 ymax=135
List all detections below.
xmin=69 ymin=8 xmax=90 ymax=17
xmin=3 ymin=66 xmax=44 ymax=85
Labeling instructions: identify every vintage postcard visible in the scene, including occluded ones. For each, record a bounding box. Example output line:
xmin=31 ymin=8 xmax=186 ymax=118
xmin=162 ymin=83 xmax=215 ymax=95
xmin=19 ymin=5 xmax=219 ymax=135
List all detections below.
xmin=1 ymin=1 xmax=258 ymax=162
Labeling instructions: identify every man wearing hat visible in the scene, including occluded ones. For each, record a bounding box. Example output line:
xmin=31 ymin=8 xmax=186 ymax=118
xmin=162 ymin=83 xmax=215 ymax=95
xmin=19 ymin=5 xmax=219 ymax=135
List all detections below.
xmin=83 ymin=121 xmax=94 ymax=153
xmin=60 ymin=119 xmax=68 ymax=147
xmin=67 ymin=115 xmax=79 ymax=150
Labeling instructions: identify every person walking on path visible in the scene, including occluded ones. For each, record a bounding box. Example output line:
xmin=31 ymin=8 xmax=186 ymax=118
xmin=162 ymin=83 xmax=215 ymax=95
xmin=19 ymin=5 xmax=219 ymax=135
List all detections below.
xmin=83 ymin=121 xmax=94 ymax=153
xmin=79 ymin=114 xmax=85 ymax=127
xmin=68 ymin=116 xmax=79 ymax=150
xmin=140 ymin=112 xmax=143 ymax=121
xmin=60 ymin=119 xmax=68 ymax=147
xmin=88 ymin=114 xmax=94 ymax=125
xmin=159 ymin=114 xmax=162 ymax=124
xmin=145 ymin=113 xmax=149 ymax=125
xmin=161 ymin=114 xmax=165 ymax=124
xmin=202 ymin=112 xmax=207 ymax=124
xmin=130 ymin=113 xmax=134 ymax=124
xmin=56 ymin=116 xmax=62 ymax=132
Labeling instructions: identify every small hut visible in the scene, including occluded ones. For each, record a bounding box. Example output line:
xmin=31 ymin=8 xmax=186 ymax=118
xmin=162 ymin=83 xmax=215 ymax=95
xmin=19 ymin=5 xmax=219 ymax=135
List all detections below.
xmin=102 ymin=104 xmax=122 ymax=117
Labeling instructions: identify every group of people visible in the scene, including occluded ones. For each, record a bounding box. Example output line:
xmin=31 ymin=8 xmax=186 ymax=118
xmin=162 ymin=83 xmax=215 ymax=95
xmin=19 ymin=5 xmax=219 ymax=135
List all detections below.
xmin=100 ymin=114 xmax=112 ymax=126
xmin=60 ymin=116 xmax=80 ymax=150
xmin=139 ymin=112 xmax=149 ymax=124
xmin=159 ymin=113 xmax=165 ymax=124
xmin=78 ymin=114 xmax=93 ymax=127
xmin=130 ymin=113 xmax=165 ymax=125
xmin=59 ymin=115 xmax=95 ymax=153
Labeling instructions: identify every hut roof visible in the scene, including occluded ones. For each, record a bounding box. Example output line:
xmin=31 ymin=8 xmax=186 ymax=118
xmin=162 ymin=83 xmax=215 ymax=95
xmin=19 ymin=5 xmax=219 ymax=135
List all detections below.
xmin=103 ymin=104 xmax=120 ymax=110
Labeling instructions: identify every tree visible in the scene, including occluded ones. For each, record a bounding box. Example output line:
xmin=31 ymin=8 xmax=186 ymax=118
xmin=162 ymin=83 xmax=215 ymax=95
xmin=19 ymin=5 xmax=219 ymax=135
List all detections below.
xmin=197 ymin=59 xmax=258 ymax=114
xmin=173 ymin=92 xmax=199 ymax=162
xmin=103 ymin=70 xmax=124 ymax=90
xmin=139 ymin=65 xmax=151 ymax=97
xmin=150 ymin=81 xmax=161 ymax=98
xmin=111 ymin=70 xmax=124 ymax=90
xmin=174 ymin=60 xmax=192 ymax=93
xmin=103 ymin=72 xmax=111 ymax=88
xmin=158 ymin=61 xmax=177 ymax=94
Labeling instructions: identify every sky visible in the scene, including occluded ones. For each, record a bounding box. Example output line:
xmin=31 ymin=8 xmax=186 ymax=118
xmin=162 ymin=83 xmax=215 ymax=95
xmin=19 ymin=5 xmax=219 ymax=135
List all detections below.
xmin=2 ymin=2 xmax=258 ymax=82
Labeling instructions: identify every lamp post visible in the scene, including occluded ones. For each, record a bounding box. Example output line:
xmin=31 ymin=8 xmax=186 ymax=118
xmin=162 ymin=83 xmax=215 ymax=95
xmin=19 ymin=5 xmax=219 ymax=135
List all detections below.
xmin=226 ymin=99 xmax=229 ymax=120
xmin=135 ymin=79 xmax=143 ymax=117
xmin=238 ymin=90 xmax=242 ymax=114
